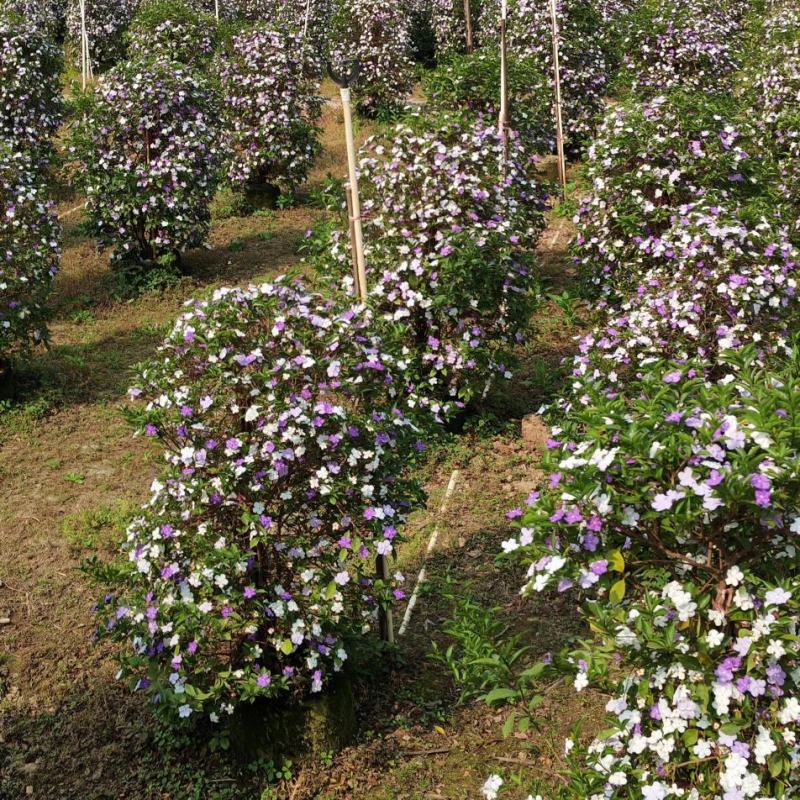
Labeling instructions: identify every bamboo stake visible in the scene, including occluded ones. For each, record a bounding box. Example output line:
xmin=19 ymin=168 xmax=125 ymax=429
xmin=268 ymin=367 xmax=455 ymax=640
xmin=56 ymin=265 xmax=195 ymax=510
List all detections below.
xmin=549 ymin=0 xmax=567 ymax=198
xmin=303 ymin=0 xmax=312 ymax=38
xmin=464 ymin=0 xmax=473 ymax=54
xmin=339 ymin=87 xmax=368 ymax=303
xmin=79 ymin=0 xmax=88 ymax=90
xmin=339 ymin=84 xmax=394 ymax=645
xmin=344 ymin=182 xmax=361 ymax=294
xmin=214 ymin=0 xmax=219 ymax=22
xmin=498 ymin=0 xmax=509 ymax=160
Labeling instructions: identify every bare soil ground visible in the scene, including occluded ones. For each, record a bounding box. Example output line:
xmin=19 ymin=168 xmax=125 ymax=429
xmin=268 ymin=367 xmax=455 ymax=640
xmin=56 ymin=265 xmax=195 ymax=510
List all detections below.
xmin=0 ymin=94 xmax=602 ymax=799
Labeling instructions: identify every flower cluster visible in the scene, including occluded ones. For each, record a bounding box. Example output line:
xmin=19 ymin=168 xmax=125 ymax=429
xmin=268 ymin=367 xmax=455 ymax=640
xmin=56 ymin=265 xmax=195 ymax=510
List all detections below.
xmin=0 ymin=9 xmax=62 ymax=159
xmin=618 ymin=0 xmax=747 ymax=98
xmin=67 ymin=0 xmax=139 ymax=69
xmin=572 ymin=91 xmax=769 ymax=293
xmin=218 ymin=25 xmax=323 ymax=193
xmin=424 ymin=48 xmax=554 ymax=155
xmin=227 ymin=0 xmax=332 ymax=78
xmin=750 ymin=4 xmax=800 ymax=208
xmin=93 ymin=278 xmax=425 ymax=722
xmin=478 ymin=0 xmax=609 ymax=152
xmin=567 ymin=201 xmax=800 ymax=402
xmin=0 ymin=145 xmax=61 ymax=364
xmin=126 ymin=0 xmax=217 ymax=67
xmin=570 ymin=574 xmax=800 ymax=798
xmin=0 ymin=0 xmax=66 ymax=37
xmin=504 ymin=350 xmax=800 ymax=600
xmin=428 ymin=0 xmax=474 ymax=60
xmin=328 ymin=0 xmax=415 ymax=115
xmin=314 ymin=115 xmax=547 ymax=412
xmin=70 ymin=57 xmax=221 ymax=269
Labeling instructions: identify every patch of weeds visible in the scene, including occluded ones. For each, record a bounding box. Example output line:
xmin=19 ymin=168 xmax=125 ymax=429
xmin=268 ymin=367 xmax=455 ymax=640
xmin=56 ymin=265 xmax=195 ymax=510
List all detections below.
xmin=429 ymin=579 xmax=530 ymax=704
xmin=55 ymin=344 xmax=87 ymax=370
xmin=229 ymin=238 xmax=246 ymax=252
xmin=551 ymin=188 xmax=578 ymax=218
xmin=111 ymin=262 xmax=183 ymax=300
xmin=63 ymin=471 xmax=85 ymax=484
xmin=69 ymin=309 xmax=95 ymax=325
xmin=306 ymin=175 xmax=344 ymax=211
xmin=547 ymin=290 xmax=582 ymax=327
xmin=257 ymin=230 xmax=275 ymax=242
xmin=62 ymin=501 xmax=136 ymax=550
xmin=0 ymin=392 xmax=57 ymax=435
xmin=212 ymin=187 xmax=252 ymax=219
xmin=275 ymin=192 xmax=296 ymax=209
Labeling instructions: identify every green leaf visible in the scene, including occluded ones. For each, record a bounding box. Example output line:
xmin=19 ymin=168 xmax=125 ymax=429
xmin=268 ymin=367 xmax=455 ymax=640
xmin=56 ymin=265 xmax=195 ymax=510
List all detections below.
xmin=769 ymin=751 xmax=783 ymax=778
xmin=483 ymin=687 xmax=518 ymax=706
xmin=280 ymin=639 xmax=294 ymax=655
xmin=608 ymin=549 xmax=625 ymax=572
xmin=609 ymin=579 xmax=626 ymax=605
xmin=502 ymin=711 xmax=516 ymax=738
xmin=720 ymin=722 xmax=742 ymax=736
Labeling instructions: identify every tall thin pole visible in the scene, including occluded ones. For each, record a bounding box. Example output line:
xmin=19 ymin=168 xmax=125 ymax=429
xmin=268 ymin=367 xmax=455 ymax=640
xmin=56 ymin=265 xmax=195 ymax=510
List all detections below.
xmin=339 ymin=87 xmax=368 ymax=302
xmin=214 ymin=0 xmax=219 ymax=21
xmin=339 ymin=84 xmax=393 ymax=645
xmin=549 ymin=0 xmax=567 ymax=197
xmin=464 ymin=0 xmax=473 ymax=54
xmin=498 ymin=0 xmax=509 ymax=159
xmin=303 ymin=0 xmax=312 ymax=38
xmin=344 ymin=182 xmax=361 ymax=293
xmin=79 ymin=0 xmax=88 ymax=90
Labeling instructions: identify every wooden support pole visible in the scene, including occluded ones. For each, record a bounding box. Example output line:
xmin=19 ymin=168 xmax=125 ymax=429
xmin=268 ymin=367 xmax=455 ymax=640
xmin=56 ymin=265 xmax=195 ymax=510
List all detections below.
xmin=549 ymin=0 xmax=567 ymax=198
xmin=339 ymin=87 xmax=368 ymax=304
xmin=79 ymin=0 xmax=88 ymax=90
xmin=344 ymin=182 xmax=361 ymax=295
xmin=498 ymin=0 xmax=509 ymax=161
xmin=303 ymin=0 xmax=312 ymax=38
xmin=464 ymin=0 xmax=473 ymax=54
xmin=214 ymin=0 xmax=219 ymax=22
xmin=339 ymin=84 xmax=394 ymax=645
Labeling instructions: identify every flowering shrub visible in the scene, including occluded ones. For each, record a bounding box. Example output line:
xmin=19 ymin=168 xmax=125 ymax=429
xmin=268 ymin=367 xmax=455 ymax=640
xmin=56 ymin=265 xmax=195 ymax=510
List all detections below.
xmin=0 ymin=10 xmax=62 ymax=158
xmin=424 ymin=48 xmax=554 ymax=154
xmin=504 ymin=348 xmax=800 ymax=599
xmin=0 ymin=145 xmax=60 ymax=363
xmin=314 ymin=116 xmax=547 ymax=412
xmin=492 ymin=8 xmax=800 ymax=797
xmin=70 ymin=57 xmax=221 ymax=269
xmin=126 ymin=0 xmax=217 ymax=67
xmin=218 ymin=25 xmax=322 ymax=193
xmin=566 ymin=201 xmax=800 ymax=402
xmin=573 ymin=92 xmax=771 ymax=293
xmin=0 ymin=0 xmax=66 ymax=36
xmin=500 ymin=346 xmax=800 ymax=796
xmin=67 ymin=0 xmax=138 ymax=69
xmin=428 ymin=0 xmax=479 ymax=60
xmin=562 ymin=575 xmax=800 ymax=798
xmin=478 ymin=0 xmax=608 ymax=151
xmin=751 ymin=17 xmax=800 ymax=209
xmin=93 ymin=278 xmax=425 ymax=722
xmin=328 ymin=0 xmax=414 ymax=115
xmin=618 ymin=0 xmax=746 ymax=97
xmin=227 ymin=0 xmax=332 ymax=78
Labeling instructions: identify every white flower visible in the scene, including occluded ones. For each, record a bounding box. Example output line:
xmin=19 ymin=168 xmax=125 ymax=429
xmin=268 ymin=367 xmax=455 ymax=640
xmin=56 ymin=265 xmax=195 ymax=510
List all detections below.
xmin=725 ymin=565 xmax=744 ymax=586
xmin=481 ymin=774 xmax=503 ymax=800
